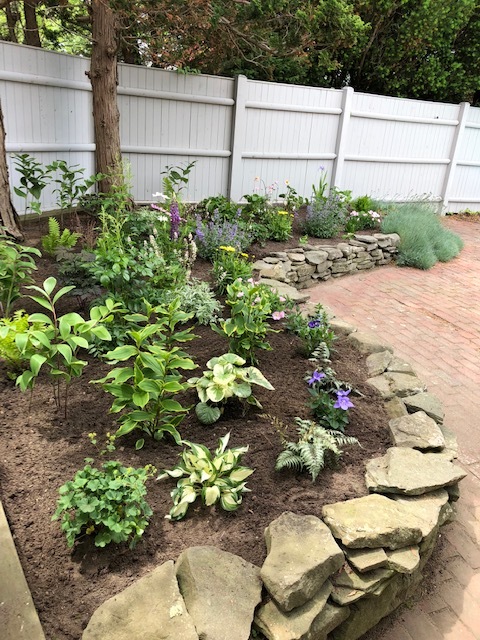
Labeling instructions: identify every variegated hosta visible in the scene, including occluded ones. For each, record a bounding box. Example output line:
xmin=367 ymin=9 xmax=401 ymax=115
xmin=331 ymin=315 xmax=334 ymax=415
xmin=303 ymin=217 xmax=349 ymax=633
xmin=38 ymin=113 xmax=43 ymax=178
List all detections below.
xmin=157 ymin=432 xmax=254 ymax=520
xmin=188 ymin=352 xmax=274 ymax=425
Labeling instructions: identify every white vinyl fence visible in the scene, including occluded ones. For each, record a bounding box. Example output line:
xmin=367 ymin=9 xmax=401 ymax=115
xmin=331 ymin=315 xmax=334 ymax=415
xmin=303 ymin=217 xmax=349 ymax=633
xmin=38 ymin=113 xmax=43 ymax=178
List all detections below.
xmin=1 ymin=41 xmax=480 ymax=214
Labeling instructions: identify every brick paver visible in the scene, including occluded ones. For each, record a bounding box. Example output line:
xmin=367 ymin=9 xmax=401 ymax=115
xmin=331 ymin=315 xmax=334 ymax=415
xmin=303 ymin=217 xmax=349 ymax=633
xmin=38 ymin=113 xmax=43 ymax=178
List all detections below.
xmin=307 ymin=218 xmax=480 ymax=639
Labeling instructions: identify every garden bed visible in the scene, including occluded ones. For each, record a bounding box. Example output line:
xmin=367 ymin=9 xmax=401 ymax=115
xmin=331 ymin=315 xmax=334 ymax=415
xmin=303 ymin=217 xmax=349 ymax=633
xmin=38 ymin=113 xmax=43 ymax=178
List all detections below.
xmin=0 ymin=217 xmax=393 ymax=639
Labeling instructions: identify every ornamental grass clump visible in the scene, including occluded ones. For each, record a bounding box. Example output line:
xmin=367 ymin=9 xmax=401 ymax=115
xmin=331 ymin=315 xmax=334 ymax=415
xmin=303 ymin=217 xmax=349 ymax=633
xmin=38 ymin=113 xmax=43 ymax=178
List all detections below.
xmin=381 ymin=203 xmax=463 ymax=269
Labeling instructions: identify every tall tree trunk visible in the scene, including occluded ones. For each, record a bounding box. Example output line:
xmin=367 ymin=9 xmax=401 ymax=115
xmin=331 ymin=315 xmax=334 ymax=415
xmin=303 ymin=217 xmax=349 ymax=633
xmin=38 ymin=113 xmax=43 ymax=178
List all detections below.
xmin=24 ymin=0 xmax=41 ymax=47
xmin=87 ymin=0 xmax=123 ymax=194
xmin=6 ymin=4 xmax=19 ymax=42
xmin=0 ymin=100 xmax=23 ymax=240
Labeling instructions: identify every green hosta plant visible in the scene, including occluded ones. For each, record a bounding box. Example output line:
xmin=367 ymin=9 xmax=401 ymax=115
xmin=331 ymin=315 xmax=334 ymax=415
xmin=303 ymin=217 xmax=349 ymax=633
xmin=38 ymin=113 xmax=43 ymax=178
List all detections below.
xmin=189 ymin=352 xmax=274 ymax=425
xmin=95 ymin=300 xmax=197 ymax=449
xmin=0 ymin=235 xmax=41 ymax=316
xmin=275 ymin=417 xmax=360 ymax=482
xmin=41 ymin=217 xmax=81 ymax=256
xmin=157 ymin=432 xmax=253 ymax=520
xmin=14 ymin=277 xmax=118 ymax=416
xmin=52 ymin=459 xmax=156 ymax=549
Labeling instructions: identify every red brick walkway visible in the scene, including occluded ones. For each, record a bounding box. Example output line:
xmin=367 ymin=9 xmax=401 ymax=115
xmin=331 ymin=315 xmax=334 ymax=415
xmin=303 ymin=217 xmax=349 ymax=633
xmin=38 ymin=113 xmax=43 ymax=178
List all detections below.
xmin=308 ymin=218 xmax=480 ymax=639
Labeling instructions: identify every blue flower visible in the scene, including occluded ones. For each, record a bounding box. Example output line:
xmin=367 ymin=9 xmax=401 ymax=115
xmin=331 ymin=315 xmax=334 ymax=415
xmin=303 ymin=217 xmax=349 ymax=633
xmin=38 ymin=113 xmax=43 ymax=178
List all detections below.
xmin=308 ymin=319 xmax=322 ymax=329
xmin=334 ymin=389 xmax=354 ymax=410
xmin=307 ymin=370 xmax=326 ymax=386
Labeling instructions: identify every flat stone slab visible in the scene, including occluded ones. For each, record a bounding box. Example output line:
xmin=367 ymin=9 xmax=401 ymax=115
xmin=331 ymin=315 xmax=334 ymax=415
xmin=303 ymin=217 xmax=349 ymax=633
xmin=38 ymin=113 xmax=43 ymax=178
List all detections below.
xmin=259 ymin=278 xmax=310 ymax=303
xmin=387 ymin=357 xmax=416 ymax=375
xmin=367 ymin=373 xmax=426 ymax=400
xmin=366 ymin=351 xmax=392 ymax=377
xmin=389 ymin=411 xmax=446 ymax=450
xmin=384 ymin=397 xmax=408 ymax=420
xmin=261 ymin=512 xmax=344 ymax=612
xmin=322 ymin=494 xmax=423 ymax=550
xmin=403 ymin=392 xmax=444 ymax=424
xmin=332 ymin=564 xmax=394 ymax=594
xmin=83 ymin=561 xmax=198 ymax=640
xmin=386 ymin=546 xmax=420 ymax=574
xmin=175 ymin=546 xmax=262 ymax=640
xmin=0 ymin=501 xmax=45 ymax=640
xmin=329 ymin=319 xmax=356 ymax=338
xmin=391 ymin=490 xmax=451 ymax=539
xmin=254 ymin=580 xmax=338 ymax=640
xmin=344 ymin=547 xmax=388 ymax=573
xmin=346 ymin=332 xmax=394 ymax=355
xmin=366 ymin=447 xmax=467 ymax=496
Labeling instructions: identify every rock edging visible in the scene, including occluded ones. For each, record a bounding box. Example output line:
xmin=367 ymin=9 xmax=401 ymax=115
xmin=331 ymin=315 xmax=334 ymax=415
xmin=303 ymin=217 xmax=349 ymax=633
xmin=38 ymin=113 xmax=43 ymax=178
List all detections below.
xmin=253 ymin=233 xmax=400 ymax=295
xmin=80 ymin=324 xmax=465 ymax=640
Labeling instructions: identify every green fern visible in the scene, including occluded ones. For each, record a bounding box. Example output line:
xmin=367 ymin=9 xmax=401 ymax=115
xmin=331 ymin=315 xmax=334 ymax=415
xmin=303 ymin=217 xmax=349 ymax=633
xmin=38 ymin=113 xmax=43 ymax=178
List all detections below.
xmin=275 ymin=417 xmax=360 ymax=482
xmin=41 ymin=217 xmax=81 ymax=256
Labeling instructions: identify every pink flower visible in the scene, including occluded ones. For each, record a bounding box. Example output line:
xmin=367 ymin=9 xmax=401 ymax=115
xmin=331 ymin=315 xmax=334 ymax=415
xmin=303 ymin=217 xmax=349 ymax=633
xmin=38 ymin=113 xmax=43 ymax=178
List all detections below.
xmin=272 ymin=311 xmax=285 ymax=321
xmin=237 ymin=291 xmax=245 ymax=298
xmin=279 ymin=296 xmax=286 ymax=302
xmin=254 ymin=296 xmax=261 ymax=304
xmin=350 ymin=210 xmax=359 ymax=217
xmin=369 ymin=210 xmax=380 ymax=218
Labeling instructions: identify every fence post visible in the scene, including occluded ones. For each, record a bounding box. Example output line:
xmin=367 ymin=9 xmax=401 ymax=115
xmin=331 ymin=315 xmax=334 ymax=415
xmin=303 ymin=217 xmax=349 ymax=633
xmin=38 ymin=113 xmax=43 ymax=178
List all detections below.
xmin=331 ymin=86 xmax=354 ymax=190
xmin=228 ymin=74 xmax=248 ymax=202
xmin=442 ymin=101 xmax=470 ymax=213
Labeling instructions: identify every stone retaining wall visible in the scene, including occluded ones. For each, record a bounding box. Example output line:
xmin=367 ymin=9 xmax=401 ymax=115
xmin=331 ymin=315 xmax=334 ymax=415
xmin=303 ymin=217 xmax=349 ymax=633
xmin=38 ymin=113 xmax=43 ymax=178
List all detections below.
xmin=252 ymin=233 xmax=400 ymax=290
xmin=82 ymin=324 xmax=465 ymax=640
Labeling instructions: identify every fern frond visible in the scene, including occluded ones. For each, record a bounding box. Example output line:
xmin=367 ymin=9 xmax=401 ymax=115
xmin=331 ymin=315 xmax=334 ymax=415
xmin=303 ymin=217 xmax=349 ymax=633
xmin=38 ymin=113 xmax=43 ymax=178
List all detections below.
xmin=275 ymin=448 xmax=303 ymax=473
xmin=48 ymin=216 xmax=60 ymax=239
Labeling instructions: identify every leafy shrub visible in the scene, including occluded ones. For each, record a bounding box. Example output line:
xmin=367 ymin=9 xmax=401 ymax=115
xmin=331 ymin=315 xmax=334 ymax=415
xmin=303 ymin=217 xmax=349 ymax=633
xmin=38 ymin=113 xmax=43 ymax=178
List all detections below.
xmin=303 ymin=191 xmax=348 ymax=238
xmin=344 ymin=209 xmax=382 ymax=234
xmin=158 ymin=432 xmax=253 ymax=520
xmin=195 ymin=211 xmax=252 ymax=260
xmin=195 ymin=195 xmax=241 ymax=222
xmin=0 ymin=236 xmax=41 ymax=316
xmin=212 ymin=278 xmax=279 ymax=363
xmin=52 ymin=460 xmax=156 ymax=548
xmin=41 ymin=217 xmax=81 ymax=256
xmin=264 ymin=209 xmax=294 ymax=241
xmin=350 ymin=194 xmax=376 ymax=213
xmin=189 ymin=352 xmax=274 ymax=425
xmin=0 ymin=311 xmax=45 ymax=376
xmin=212 ymin=246 xmax=253 ymax=295
xmin=275 ymin=417 xmax=360 ymax=482
xmin=381 ymin=203 xmax=463 ymax=269
xmin=95 ymin=299 xmax=197 ymax=449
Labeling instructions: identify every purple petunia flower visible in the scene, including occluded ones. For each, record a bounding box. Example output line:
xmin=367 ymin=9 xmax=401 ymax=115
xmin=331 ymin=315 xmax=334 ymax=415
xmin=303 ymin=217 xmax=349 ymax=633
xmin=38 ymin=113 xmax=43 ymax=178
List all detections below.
xmin=334 ymin=389 xmax=354 ymax=410
xmin=308 ymin=319 xmax=322 ymax=329
xmin=308 ymin=370 xmax=326 ymax=386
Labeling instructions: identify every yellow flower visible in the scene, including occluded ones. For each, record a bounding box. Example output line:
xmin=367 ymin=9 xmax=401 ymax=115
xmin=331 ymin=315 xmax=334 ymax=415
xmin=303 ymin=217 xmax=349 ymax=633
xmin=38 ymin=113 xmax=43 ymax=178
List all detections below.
xmin=219 ymin=245 xmax=236 ymax=252
xmin=240 ymin=252 xmax=249 ymax=258
xmin=277 ymin=210 xmax=289 ymax=215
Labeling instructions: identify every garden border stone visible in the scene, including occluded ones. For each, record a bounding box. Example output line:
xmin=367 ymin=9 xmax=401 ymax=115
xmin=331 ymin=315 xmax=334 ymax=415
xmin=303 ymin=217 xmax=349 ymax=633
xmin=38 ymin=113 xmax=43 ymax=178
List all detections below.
xmin=0 ymin=310 xmax=464 ymax=640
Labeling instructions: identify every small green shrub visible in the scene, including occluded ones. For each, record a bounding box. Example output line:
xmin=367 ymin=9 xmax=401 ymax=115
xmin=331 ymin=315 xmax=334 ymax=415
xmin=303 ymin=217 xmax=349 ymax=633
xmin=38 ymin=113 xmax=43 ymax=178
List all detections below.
xmin=304 ymin=191 xmax=347 ymax=238
xmin=0 ymin=311 xmax=45 ymax=375
xmin=0 ymin=236 xmax=41 ymax=316
xmin=158 ymin=432 xmax=253 ymax=520
xmin=161 ymin=279 xmax=223 ymax=325
xmin=264 ymin=209 xmax=294 ymax=241
xmin=286 ymin=303 xmax=335 ymax=357
xmin=212 ymin=246 xmax=253 ymax=295
xmin=52 ymin=460 xmax=156 ymax=548
xmin=381 ymin=203 xmax=463 ymax=269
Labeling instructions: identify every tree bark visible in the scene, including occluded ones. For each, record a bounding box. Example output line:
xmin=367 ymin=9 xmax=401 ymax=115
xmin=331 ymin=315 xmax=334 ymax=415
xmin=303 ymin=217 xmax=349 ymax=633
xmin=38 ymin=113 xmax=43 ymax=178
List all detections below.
xmin=87 ymin=0 xmax=123 ymax=194
xmin=5 ymin=3 xmax=19 ymax=42
xmin=24 ymin=0 xmax=42 ymax=48
xmin=0 ymin=100 xmax=23 ymax=240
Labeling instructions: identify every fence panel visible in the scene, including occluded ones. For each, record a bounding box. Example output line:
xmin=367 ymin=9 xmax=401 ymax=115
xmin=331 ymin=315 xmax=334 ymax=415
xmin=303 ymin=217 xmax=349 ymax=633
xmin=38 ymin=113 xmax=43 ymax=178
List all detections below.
xmin=1 ymin=42 xmax=480 ymax=214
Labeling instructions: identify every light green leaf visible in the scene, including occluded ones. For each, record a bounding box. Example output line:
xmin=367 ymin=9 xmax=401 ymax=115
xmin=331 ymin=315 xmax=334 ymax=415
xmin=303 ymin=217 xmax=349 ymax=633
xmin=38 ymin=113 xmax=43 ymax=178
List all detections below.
xmin=29 ymin=353 xmax=47 ymax=376
xmin=206 ymin=384 xmax=226 ymax=403
xmin=204 ymin=485 xmax=220 ymax=506
xmin=229 ymin=467 xmax=254 ymax=482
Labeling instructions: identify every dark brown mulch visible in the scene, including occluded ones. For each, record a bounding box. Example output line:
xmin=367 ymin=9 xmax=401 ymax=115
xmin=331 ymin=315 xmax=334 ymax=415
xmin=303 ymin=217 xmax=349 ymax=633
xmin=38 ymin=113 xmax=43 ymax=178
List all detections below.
xmin=0 ymin=215 xmax=391 ymax=640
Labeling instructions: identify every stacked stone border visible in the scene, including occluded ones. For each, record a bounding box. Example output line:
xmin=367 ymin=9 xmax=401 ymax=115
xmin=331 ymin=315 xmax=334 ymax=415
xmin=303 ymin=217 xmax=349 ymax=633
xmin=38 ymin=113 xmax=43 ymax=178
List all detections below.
xmin=252 ymin=233 xmax=400 ymax=294
xmin=79 ymin=320 xmax=465 ymax=640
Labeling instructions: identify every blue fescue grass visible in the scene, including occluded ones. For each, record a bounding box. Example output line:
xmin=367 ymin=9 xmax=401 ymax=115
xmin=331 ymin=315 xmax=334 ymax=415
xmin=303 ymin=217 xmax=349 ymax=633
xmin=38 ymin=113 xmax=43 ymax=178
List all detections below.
xmin=381 ymin=203 xmax=463 ymax=269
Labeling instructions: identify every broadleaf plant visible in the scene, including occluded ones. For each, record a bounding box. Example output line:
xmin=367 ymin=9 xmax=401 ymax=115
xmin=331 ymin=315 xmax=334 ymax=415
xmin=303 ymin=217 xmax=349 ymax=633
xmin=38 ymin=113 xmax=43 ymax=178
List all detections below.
xmin=188 ymin=352 xmax=274 ymax=425
xmin=157 ymin=432 xmax=253 ymax=520
xmin=94 ymin=299 xmax=197 ymax=449
xmin=0 ymin=235 xmax=41 ymax=316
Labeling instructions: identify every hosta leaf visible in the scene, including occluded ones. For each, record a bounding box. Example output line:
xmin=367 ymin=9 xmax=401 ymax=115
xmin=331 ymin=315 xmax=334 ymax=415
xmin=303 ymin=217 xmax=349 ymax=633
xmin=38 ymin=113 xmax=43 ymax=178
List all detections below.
xmin=231 ymin=382 xmax=251 ymax=398
xmin=242 ymin=367 xmax=275 ymax=390
xmin=161 ymin=398 xmax=185 ymax=413
xmin=220 ymin=491 xmax=241 ymax=512
xmin=206 ymin=384 xmax=226 ymax=403
xmin=229 ymin=467 xmax=254 ymax=482
xmin=195 ymin=402 xmax=221 ymax=425
xmin=132 ymin=390 xmax=150 ymax=408
xmin=204 ymin=485 xmax=220 ymax=506
xmin=106 ymin=345 xmax=138 ymax=361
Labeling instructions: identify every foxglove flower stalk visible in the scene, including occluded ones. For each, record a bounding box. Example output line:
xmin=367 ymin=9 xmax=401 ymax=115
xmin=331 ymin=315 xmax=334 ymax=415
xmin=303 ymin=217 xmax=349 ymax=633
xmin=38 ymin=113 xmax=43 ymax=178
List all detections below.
xmin=170 ymin=199 xmax=181 ymax=240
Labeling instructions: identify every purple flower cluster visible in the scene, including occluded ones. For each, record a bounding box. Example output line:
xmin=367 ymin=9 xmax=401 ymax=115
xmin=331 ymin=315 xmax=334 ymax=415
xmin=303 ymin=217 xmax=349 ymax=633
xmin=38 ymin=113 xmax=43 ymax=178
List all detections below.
xmin=170 ymin=199 xmax=181 ymax=241
xmin=195 ymin=211 xmax=252 ymax=260
xmin=308 ymin=319 xmax=322 ymax=329
xmin=308 ymin=370 xmax=326 ymax=386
